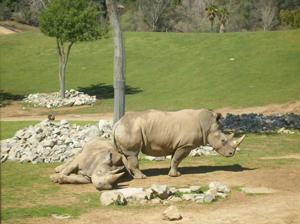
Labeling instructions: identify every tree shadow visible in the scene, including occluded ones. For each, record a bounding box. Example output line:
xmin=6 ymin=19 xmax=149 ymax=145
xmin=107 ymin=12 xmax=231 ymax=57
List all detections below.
xmin=77 ymin=83 xmax=144 ymax=99
xmin=0 ymin=90 xmax=24 ymax=107
xmin=142 ymin=164 xmax=255 ymax=177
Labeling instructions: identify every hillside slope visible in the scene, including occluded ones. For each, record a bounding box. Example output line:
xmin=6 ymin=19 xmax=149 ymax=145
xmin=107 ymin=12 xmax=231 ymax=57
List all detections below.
xmin=1 ymin=29 xmax=299 ymax=112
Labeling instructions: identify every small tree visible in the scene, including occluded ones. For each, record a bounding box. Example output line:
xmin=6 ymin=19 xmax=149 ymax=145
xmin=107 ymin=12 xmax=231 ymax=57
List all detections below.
xmin=205 ymin=3 xmax=218 ymax=33
xmin=259 ymin=0 xmax=277 ymax=31
xmin=39 ymin=0 xmax=108 ymax=99
xmin=218 ymin=7 xmax=229 ymax=33
xmin=280 ymin=10 xmax=300 ymax=29
xmin=138 ymin=0 xmax=171 ymax=32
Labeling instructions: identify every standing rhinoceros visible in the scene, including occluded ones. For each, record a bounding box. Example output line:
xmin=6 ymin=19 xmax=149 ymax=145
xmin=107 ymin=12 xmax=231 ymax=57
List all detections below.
xmin=113 ymin=109 xmax=245 ymax=179
xmin=50 ymin=137 xmax=125 ymax=190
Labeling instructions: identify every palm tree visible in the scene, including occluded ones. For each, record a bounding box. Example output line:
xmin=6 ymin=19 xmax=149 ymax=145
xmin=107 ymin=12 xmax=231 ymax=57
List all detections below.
xmin=218 ymin=7 xmax=229 ymax=33
xmin=205 ymin=3 xmax=218 ymax=33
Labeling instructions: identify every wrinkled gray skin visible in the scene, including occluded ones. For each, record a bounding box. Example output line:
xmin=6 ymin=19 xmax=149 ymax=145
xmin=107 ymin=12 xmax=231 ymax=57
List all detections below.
xmin=113 ymin=109 xmax=245 ymax=179
xmin=50 ymin=137 xmax=125 ymax=190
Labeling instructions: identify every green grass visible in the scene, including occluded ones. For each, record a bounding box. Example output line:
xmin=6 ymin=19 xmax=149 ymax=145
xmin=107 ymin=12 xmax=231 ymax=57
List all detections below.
xmin=1 ymin=29 xmax=300 ymax=113
xmin=1 ymin=132 xmax=299 ymax=222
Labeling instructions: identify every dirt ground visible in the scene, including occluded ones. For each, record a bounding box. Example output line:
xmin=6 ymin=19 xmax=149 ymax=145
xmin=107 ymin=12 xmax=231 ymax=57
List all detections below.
xmin=1 ymin=100 xmax=300 ymax=122
xmin=8 ymin=165 xmax=300 ymax=224
xmin=1 ymin=101 xmax=300 ymax=224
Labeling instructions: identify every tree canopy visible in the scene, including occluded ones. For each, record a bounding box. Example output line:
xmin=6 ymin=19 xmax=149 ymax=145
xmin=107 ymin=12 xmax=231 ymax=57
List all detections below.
xmin=205 ymin=3 xmax=218 ymax=32
xmin=39 ymin=0 xmax=108 ymax=98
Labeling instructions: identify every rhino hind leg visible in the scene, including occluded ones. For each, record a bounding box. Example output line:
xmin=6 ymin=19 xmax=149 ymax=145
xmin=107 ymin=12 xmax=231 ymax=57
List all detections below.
xmin=169 ymin=148 xmax=192 ymax=177
xmin=127 ymin=155 xmax=147 ymax=179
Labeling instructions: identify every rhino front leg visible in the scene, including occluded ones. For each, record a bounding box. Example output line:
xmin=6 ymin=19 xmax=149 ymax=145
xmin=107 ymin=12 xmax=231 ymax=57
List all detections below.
xmin=127 ymin=154 xmax=147 ymax=179
xmin=50 ymin=159 xmax=79 ymax=183
xmin=169 ymin=147 xmax=192 ymax=177
xmin=58 ymin=175 xmax=91 ymax=184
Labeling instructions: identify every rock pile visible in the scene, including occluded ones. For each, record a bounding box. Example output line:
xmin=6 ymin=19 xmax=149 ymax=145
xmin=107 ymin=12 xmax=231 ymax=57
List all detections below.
xmin=1 ymin=112 xmax=299 ymax=164
xmin=220 ymin=113 xmax=299 ymax=133
xmin=99 ymin=182 xmax=230 ymax=206
xmin=22 ymin=89 xmax=96 ymax=108
xmin=0 ymin=119 xmax=113 ymax=164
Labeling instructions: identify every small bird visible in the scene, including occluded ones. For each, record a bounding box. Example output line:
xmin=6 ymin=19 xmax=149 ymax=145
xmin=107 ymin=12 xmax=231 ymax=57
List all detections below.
xmin=48 ymin=115 xmax=55 ymax=120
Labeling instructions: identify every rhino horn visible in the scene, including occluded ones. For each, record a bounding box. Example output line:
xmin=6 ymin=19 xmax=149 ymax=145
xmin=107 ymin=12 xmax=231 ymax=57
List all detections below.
xmin=107 ymin=172 xmax=125 ymax=184
xmin=109 ymin=166 xmax=124 ymax=174
xmin=234 ymin=135 xmax=245 ymax=148
xmin=227 ymin=133 xmax=234 ymax=140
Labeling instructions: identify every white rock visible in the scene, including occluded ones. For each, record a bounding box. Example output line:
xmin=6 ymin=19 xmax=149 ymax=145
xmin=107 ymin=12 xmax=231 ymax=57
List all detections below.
xmin=117 ymin=188 xmax=144 ymax=198
xmin=100 ymin=191 xmax=127 ymax=206
xmin=163 ymin=206 xmax=182 ymax=221
xmin=209 ymin=182 xmax=230 ymax=193
xmin=151 ymin=184 xmax=170 ymax=199
xmin=178 ymin=188 xmax=191 ymax=193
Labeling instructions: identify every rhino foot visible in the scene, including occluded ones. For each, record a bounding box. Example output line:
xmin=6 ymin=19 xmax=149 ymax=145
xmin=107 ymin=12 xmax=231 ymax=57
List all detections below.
xmin=55 ymin=165 xmax=65 ymax=173
xmin=168 ymin=170 xmax=181 ymax=177
xmin=133 ymin=173 xmax=147 ymax=179
xmin=50 ymin=174 xmax=61 ymax=183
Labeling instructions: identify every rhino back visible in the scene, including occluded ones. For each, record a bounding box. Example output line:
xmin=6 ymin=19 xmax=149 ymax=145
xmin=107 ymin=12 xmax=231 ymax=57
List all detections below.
xmin=114 ymin=109 xmax=211 ymax=156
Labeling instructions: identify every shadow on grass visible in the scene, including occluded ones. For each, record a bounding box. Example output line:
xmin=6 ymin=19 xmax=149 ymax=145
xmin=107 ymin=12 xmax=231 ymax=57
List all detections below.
xmin=77 ymin=83 xmax=144 ymax=99
xmin=0 ymin=90 xmax=24 ymax=107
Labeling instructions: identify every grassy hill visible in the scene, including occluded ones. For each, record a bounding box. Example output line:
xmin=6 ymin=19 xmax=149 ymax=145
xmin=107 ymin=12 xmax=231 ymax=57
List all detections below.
xmin=1 ymin=28 xmax=300 ymax=113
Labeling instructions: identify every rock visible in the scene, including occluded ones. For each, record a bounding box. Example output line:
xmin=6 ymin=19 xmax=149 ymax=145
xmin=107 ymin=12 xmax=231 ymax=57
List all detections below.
xmin=3 ymin=119 xmax=113 ymax=164
xmin=190 ymin=186 xmax=201 ymax=193
xmin=151 ymin=198 xmax=162 ymax=204
xmin=129 ymin=192 xmax=153 ymax=201
xmin=203 ymin=195 xmax=216 ymax=203
xmin=100 ymin=191 xmax=127 ymax=206
xmin=178 ymin=188 xmax=191 ymax=193
xmin=151 ymin=184 xmax=170 ymax=199
xmin=163 ymin=206 xmax=182 ymax=221
xmin=182 ymin=194 xmax=195 ymax=201
xmin=205 ymin=189 xmax=218 ymax=197
xmin=169 ymin=187 xmax=178 ymax=195
xmin=155 ymin=156 xmax=166 ymax=161
xmin=209 ymin=182 xmax=230 ymax=193
xmin=23 ymin=90 xmax=96 ymax=108
xmin=99 ymin=120 xmax=111 ymax=131
xmin=117 ymin=188 xmax=144 ymax=198
xmin=217 ymin=192 xmax=227 ymax=198
xmin=143 ymin=155 xmax=156 ymax=161
xmin=169 ymin=197 xmax=183 ymax=202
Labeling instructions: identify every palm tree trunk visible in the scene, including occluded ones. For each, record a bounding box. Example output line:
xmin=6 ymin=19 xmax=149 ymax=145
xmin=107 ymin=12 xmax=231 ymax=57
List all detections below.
xmin=211 ymin=20 xmax=213 ymax=33
xmin=219 ymin=23 xmax=226 ymax=33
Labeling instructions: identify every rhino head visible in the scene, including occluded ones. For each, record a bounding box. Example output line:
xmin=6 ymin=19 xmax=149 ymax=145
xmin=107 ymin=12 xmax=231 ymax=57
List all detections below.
xmin=207 ymin=113 xmax=245 ymax=157
xmin=90 ymin=151 xmax=125 ymax=190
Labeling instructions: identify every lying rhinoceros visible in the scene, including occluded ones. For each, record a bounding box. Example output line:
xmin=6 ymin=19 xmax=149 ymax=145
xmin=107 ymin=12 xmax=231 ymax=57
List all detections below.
xmin=113 ymin=109 xmax=245 ymax=179
xmin=50 ymin=137 xmax=125 ymax=190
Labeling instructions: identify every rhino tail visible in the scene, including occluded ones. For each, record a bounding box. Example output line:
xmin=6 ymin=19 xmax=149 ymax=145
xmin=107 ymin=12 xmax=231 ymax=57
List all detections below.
xmin=120 ymin=154 xmax=134 ymax=178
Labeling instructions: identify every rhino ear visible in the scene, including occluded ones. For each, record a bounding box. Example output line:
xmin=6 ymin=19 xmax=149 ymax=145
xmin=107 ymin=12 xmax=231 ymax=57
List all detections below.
xmin=103 ymin=152 xmax=112 ymax=163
